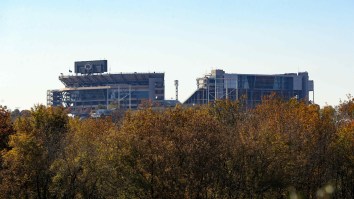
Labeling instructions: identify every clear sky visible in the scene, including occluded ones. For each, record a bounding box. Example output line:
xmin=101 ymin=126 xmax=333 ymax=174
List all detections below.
xmin=1 ymin=0 xmax=353 ymax=110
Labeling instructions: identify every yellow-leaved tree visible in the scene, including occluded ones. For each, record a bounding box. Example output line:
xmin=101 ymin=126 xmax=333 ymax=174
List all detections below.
xmin=1 ymin=105 xmax=69 ymax=198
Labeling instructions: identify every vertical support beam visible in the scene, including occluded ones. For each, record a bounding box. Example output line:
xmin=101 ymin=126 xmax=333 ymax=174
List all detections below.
xmin=225 ymin=78 xmax=228 ymax=99
xmin=129 ymin=85 xmax=131 ymax=110
xmin=207 ymin=78 xmax=210 ymax=103
xmin=313 ymin=90 xmax=315 ymax=104
xmin=106 ymin=88 xmax=109 ymax=109
xmin=118 ymin=86 xmax=120 ymax=109
xmin=116 ymin=85 xmax=118 ymax=109
xmin=236 ymin=76 xmax=238 ymax=100
xmin=215 ymin=77 xmax=217 ymax=100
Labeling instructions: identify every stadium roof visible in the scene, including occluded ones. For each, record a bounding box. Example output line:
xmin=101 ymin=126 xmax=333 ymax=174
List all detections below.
xmin=59 ymin=72 xmax=164 ymax=87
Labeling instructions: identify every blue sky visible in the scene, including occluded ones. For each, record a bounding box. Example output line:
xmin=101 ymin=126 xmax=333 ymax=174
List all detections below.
xmin=1 ymin=0 xmax=353 ymax=110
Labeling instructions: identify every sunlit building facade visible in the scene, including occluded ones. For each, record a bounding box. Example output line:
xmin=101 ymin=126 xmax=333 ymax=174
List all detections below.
xmin=47 ymin=60 xmax=164 ymax=114
xmin=184 ymin=69 xmax=314 ymax=107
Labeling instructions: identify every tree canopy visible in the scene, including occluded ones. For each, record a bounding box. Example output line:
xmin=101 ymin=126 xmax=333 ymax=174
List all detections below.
xmin=0 ymin=96 xmax=353 ymax=198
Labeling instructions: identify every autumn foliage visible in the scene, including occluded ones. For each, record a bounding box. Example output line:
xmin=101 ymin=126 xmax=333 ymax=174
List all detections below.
xmin=0 ymin=96 xmax=353 ymax=198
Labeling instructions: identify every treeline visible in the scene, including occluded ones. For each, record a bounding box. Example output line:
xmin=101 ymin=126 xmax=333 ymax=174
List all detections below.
xmin=0 ymin=95 xmax=353 ymax=198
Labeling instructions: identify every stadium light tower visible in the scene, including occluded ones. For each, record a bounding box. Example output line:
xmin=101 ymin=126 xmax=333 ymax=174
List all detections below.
xmin=174 ymin=80 xmax=179 ymax=101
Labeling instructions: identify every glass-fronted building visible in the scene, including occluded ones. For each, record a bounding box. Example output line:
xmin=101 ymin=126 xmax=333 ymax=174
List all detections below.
xmin=184 ymin=69 xmax=314 ymax=108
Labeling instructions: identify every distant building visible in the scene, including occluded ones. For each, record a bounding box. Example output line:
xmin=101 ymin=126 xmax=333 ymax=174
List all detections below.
xmin=184 ymin=69 xmax=314 ymax=107
xmin=47 ymin=60 xmax=164 ymax=114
